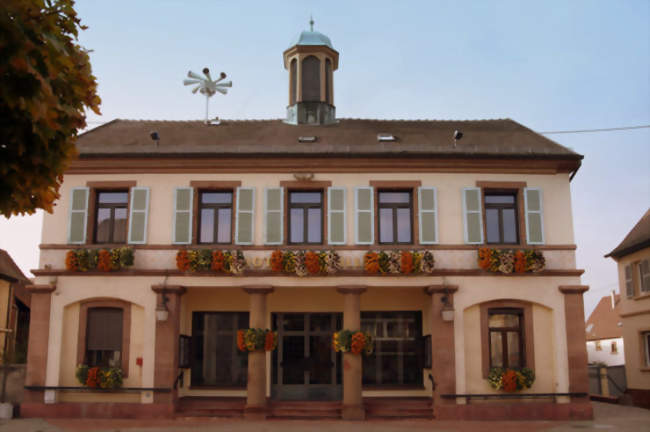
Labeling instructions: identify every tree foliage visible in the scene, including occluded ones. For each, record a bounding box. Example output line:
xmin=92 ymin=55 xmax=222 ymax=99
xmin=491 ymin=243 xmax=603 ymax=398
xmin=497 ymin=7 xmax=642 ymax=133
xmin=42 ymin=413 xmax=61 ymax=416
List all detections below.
xmin=0 ymin=0 xmax=100 ymax=217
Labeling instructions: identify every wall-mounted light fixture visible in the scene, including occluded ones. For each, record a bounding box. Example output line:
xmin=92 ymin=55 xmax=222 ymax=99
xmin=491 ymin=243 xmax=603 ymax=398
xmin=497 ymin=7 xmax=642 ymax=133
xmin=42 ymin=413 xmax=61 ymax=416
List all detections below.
xmin=156 ymin=292 xmax=169 ymax=322
xmin=440 ymin=289 xmax=454 ymax=322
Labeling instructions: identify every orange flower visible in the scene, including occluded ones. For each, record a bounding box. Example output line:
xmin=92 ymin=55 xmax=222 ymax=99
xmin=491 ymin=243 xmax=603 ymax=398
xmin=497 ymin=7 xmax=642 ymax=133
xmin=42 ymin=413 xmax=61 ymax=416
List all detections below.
xmin=305 ymin=251 xmax=321 ymax=274
xmin=502 ymin=369 xmax=519 ymax=392
xmin=364 ymin=252 xmax=379 ymax=274
xmin=270 ymin=250 xmax=283 ymax=273
xmin=237 ymin=330 xmax=246 ymax=352
xmin=478 ymin=248 xmax=493 ymax=270
xmin=400 ymin=251 xmax=414 ymax=274
xmin=97 ymin=249 xmax=112 ymax=272
xmin=264 ymin=331 xmax=276 ymax=351
xmin=514 ymin=250 xmax=526 ymax=273
xmin=176 ymin=250 xmax=190 ymax=271
xmin=65 ymin=250 xmax=78 ymax=271
xmin=350 ymin=332 xmax=365 ymax=355
xmin=211 ymin=250 xmax=225 ymax=272
xmin=86 ymin=367 xmax=100 ymax=388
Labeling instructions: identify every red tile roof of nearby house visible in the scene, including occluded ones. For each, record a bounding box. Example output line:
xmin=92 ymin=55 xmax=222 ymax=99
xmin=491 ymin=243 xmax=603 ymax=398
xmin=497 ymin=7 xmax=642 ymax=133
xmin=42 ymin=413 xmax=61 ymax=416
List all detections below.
xmin=0 ymin=249 xmax=29 ymax=284
xmin=585 ymin=294 xmax=622 ymax=341
xmin=606 ymin=208 xmax=650 ymax=259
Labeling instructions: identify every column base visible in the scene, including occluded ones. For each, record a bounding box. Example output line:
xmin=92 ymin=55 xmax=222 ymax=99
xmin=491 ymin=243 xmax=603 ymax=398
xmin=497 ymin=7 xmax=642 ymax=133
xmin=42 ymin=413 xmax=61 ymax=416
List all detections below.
xmin=341 ymin=404 xmax=365 ymax=420
xmin=243 ymin=405 xmax=268 ymax=420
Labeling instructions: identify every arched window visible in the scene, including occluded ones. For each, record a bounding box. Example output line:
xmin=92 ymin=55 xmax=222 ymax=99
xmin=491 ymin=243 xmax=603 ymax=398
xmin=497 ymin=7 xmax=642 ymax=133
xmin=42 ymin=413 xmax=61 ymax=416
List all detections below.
xmin=325 ymin=59 xmax=332 ymax=104
xmin=290 ymin=59 xmax=297 ymax=106
xmin=301 ymin=56 xmax=321 ymax=102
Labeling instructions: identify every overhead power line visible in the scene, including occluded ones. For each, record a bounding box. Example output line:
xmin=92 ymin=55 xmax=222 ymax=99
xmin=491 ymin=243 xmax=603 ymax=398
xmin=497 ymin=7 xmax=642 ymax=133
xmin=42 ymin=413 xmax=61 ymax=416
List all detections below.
xmin=539 ymin=125 xmax=650 ymax=135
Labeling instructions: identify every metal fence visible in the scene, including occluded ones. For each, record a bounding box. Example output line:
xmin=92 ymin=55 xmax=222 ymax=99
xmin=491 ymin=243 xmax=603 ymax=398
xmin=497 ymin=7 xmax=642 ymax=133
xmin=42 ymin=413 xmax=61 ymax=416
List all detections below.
xmin=588 ymin=365 xmax=627 ymax=398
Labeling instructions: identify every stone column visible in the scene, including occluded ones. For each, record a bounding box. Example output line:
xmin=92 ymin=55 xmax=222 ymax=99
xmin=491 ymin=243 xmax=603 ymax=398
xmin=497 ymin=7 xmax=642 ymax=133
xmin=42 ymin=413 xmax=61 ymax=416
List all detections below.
xmin=559 ymin=286 xmax=591 ymax=401
xmin=337 ymin=285 xmax=367 ymax=420
xmin=23 ymin=284 xmax=55 ymax=408
xmin=152 ymin=284 xmax=186 ymax=411
xmin=426 ymin=285 xmax=458 ymax=419
xmin=243 ymin=285 xmax=273 ymax=420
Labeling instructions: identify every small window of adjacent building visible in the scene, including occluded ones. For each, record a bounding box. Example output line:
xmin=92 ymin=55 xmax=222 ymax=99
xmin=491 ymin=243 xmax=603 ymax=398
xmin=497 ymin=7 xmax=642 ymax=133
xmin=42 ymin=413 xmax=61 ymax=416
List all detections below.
xmin=288 ymin=191 xmax=323 ymax=244
xmin=198 ymin=191 xmax=233 ymax=244
xmin=95 ymin=191 xmax=129 ymax=243
xmin=378 ymin=191 xmax=412 ymax=244
xmin=484 ymin=192 xmax=519 ymax=244
xmin=611 ymin=340 xmax=618 ymax=353
xmin=86 ymin=307 xmax=123 ymax=368
xmin=639 ymin=259 xmax=650 ymax=293
xmin=625 ymin=265 xmax=634 ymax=297
xmin=595 ymin=340 xmax=602 ymax=351
xmin=488 ymin=308 xmax=524 ymax=369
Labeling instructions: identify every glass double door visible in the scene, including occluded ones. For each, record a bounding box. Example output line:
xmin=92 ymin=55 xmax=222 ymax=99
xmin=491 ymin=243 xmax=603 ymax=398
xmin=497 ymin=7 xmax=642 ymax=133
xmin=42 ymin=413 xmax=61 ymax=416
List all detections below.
xmin=271 ymin=313 xmax=342 ymax=401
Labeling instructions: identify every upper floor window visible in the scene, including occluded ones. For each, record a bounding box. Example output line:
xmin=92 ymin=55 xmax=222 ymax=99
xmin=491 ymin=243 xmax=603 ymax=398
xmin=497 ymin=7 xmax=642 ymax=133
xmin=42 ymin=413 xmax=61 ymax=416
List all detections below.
xmin=198 ymin=191 xmax=232 ymax=244
xmin=378 ymin=190 xmax=412 ymax=244
xmin=488 ymin=308 xmax=524 ymax=369
xmin=639 ymin=259 xmax=650 ymax=294
xmin=95 ymin=191 xmax=128 ymax=243
xmin=485 ymin=192 xmax=518 ymax=244
xmin=643 ymin=331 xmax=650 ymax=367
xmin=288 ymin=191 xmax=323 ymax=244
xmin=86 ymin=307 xmax=123 ymax=368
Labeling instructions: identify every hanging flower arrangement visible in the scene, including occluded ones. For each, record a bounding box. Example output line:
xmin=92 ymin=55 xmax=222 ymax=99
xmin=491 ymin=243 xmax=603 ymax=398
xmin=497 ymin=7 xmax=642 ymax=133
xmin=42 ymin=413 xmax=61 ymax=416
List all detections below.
xmin=478 ymin=248 xmax=545 ymax=274
xmin=65 ymin=247 xmax=134 ymax=272
xmin=236 ymin=328 xmax=278 ymax=352
xmin=332 ymin=330 xmax=374 ymax=355
xmin=269 ymin=250 xmax=342 ymax=276
xmin=175 ymin=249 xmax=246 ymax=275
xmin=75 ymin=364 xmax=123 ymax=389
xmin=487 ymin=367 xmax=535 ymax=392
xmin=363 ymin=250 xmax=435 ymax=275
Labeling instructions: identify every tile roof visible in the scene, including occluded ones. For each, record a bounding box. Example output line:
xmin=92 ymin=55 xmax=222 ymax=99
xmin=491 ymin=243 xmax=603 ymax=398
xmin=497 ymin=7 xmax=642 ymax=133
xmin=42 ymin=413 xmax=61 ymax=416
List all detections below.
xmin=606 ymin=208 xmax=650 ymax=258
xmin=76 ymin=118 xmax=583 ymax=160
xmin=585 ymin=294 xmax=622 ymax=341
xmin=0 ymin=249 xmax=29 ymax=283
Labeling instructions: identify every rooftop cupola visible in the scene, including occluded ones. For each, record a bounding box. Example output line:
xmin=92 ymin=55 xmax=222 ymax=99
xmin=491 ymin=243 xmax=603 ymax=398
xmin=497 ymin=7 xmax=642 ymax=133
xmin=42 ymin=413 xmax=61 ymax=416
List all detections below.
xmin=283 ymin=18 xmax=339 ymax=125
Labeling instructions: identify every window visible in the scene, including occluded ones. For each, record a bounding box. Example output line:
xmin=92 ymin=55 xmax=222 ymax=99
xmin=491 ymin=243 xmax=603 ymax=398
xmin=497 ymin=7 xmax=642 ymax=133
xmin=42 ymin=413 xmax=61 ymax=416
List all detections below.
xmin=643 ymin=332 xmax=650 ymax=367
xmin=191 ymin=312 xmax=249 ymax=387
xmin=378 ymin=191 xmax=412 ymax=244
xmin=94 ymin=191 xmax=128 ymax=243
xmin=288 ymin=191 xmax=323 ymax=244
xmin=625 ymin=265 xmax=634 ymax=297
xmin=484 ymin=192 xmax=519 ymax=244
xmin=361 ymin=311 xmax=422 ymax=386
xmin=595 ymin=340 xmax=602 ymax=351
xmin=639 ymin=259 xmax=650 ymax=293
xmin=488 ymin=308 xmax=524 ymax=369
xmin=85 ymin=307 xmax=123 ymax=368
xmin=198 ymin=191 xmax=233 ymax=244
xmin=301 ymin=55 xmax=321 ymax=102
xmin=611 ymin=340 xmax=618 ymax=353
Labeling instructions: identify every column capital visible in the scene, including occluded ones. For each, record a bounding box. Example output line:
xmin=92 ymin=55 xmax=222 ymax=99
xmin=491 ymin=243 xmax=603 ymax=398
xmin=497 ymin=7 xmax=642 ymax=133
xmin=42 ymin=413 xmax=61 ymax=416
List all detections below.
xmin=425 ymin=284 xmax=458 ymax=295
xmin=242 ymin=285 xmax=274 ymax=295
xmin=25 ymin=284 xmax=56 ymax=294
xmin=558 ymin=285 xmax=589 ymax=294
xmin=151 ymin=284 xmax=186 ymax=295
xmin=336 ymin=285 xmax=367 ymax=295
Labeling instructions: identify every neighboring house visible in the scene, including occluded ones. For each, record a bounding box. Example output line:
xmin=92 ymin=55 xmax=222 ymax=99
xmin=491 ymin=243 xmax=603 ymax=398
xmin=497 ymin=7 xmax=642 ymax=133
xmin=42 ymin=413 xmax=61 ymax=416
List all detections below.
xmin=585 ymin=293 xmax=624 ymax=366
xmin=0 ymin=250 xmax=31 ymax=363
xmin=605 ymin=209 xmax=650 ymax=409
xmin=22 ymin=24 xmax=593 ymax=421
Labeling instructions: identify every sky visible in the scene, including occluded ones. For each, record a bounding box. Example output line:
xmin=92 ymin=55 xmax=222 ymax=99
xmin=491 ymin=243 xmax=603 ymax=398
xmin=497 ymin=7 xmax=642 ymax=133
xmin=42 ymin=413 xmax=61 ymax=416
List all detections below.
xmin=0 ymin=0 xmax=648 ymax=317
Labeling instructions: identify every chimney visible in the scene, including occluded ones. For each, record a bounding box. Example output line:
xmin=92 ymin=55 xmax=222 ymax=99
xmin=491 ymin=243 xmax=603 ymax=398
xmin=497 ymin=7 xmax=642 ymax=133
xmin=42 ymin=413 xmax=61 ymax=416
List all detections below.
xmin=611 ymin=290 xmax=616 ymax=309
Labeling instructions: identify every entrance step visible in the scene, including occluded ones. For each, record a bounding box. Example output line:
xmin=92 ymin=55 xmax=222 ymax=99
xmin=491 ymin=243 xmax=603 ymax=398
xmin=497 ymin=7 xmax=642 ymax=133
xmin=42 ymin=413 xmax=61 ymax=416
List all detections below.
xmin=176 ymin=396 xmax=245 ymax=418
xmin=364 ymin=397 xmax=433 ymax=419
xmin=269 ymin=401 xmax=342 ymax=419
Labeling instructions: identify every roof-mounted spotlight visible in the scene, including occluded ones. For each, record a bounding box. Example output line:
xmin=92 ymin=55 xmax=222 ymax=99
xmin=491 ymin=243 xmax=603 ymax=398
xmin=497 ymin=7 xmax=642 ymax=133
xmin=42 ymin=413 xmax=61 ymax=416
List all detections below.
xmin=150 ymin=131 xmax=160 ymax=146
xmin=453 ymin=130 xmax=463 ymax=148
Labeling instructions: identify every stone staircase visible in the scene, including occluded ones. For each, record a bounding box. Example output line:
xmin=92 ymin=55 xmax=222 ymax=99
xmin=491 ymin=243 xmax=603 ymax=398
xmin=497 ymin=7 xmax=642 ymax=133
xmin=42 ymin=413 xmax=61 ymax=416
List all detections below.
xmin=176 ymin=397 xmax=245 ymax=418
xmin=268 ymin=401 xmax=342 ymax=419
xmin=364 ymin=397 xmax=433 ymax=419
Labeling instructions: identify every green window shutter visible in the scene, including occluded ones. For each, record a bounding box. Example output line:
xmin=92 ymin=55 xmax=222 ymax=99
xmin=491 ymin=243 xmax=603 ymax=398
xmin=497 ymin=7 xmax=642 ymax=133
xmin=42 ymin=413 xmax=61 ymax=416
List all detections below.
xmin=328 ymin=187 xmax=346 ymax=245
xmin=354 ymin=186 xmax=374 ymax=245
xmin=625 ymin=265 xmax=634 ymax=297
xmin=67 ymin=187 xmax=89 ymax=244
xmin=264 ymin=187 xmax=283 ymax=245
xmin=235 ymin=187 xmax=255 ymax=245
xmin=172 ymin=187 xmax=193 ymax=244
xmin=418 ymin=187 xmax=438 ymax=244
xmin=640 ymin=259 xmax=650 ymax=293
xmin=128 ymin=187 xmax=150 ymax=244
xmin=524 ymin=187 xmax=545 ymax=245
xmin=462 ymin=187 xmax=483 ymax=244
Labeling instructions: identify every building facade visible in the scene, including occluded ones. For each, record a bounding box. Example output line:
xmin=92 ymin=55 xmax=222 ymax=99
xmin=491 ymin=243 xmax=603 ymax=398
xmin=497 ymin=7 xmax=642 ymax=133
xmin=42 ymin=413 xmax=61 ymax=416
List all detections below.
xmin=22 ymin=26 xmax=593 ymax=420
xmin=606 ymin=209 xmax=650 ymax=409
xmin=585 ymin=293 xmax=624 ymax=367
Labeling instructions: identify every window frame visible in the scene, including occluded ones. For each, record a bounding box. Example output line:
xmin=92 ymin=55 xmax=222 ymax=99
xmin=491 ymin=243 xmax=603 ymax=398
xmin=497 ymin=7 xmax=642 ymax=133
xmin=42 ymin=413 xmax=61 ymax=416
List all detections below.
xmin=639 ymin=259 xmax=650 ymax=294
xmin=476 ymin=181 xmax=528 ymax=246
xmin=85 ymin=181 xmax=137 ymax=245
xmin=287 ymin=190 xmax=324 ymax=245
xmin=77 ymin=299 xmax=131 ymax=377
xmin=480 ymin=300 xmax=534 ymax=378
xmin=643 ymin=331 xmax=650 ymax=367
xmin=189 ymin=181 xmax=241 ymax=245
xmin=487 ymin=307 xmax=525 ymax=369
xmin=377 ymin=189 xmax=414 ymax=245
xmin=197 ymin=190 xmax=234 ymax=245
xmin=483 ymin=190 xmax=520 ymax=245
xmin=93 ymin=190 xmax=130 ymax=244
xmin=625 ymin=264 xmax=635 ymax=298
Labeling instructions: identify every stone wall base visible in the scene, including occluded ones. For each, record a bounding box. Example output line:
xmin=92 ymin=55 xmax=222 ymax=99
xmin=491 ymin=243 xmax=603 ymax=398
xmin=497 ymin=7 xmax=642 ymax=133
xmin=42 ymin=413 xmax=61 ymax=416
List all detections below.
xmin=435 ymin=401 xmax=593 ymax=420
xmin=625 ymin=388 xmax=650 ymax=410
xmin=20 ymin=402 xmax=175 ymax=419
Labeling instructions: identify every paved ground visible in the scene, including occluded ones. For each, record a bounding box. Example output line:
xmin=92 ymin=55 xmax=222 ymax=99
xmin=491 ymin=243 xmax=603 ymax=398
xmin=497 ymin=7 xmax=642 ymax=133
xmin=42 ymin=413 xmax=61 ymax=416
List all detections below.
xmin=0 ymin=402 xmax=648 ymax=432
